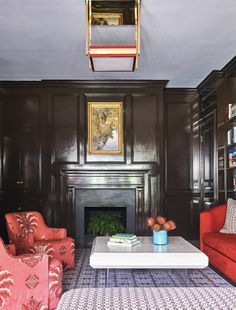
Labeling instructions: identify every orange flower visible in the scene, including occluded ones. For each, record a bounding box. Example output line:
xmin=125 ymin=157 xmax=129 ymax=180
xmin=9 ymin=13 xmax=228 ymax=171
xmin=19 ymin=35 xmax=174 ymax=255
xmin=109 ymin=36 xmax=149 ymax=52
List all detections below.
xmin=166 ymin=220 xmax=176 ymax=231
xmin=163 ymin=222 xmax=171 ymax=231
xmin=146 ymin=217 xmax=155 ymax=227
xmin=156 ymin=216 xmax=166 ymax=225
xmin=146 ymin=215 xmax=176 ymax=232
xmin=153 ymin=224 xmax=161 ymax=232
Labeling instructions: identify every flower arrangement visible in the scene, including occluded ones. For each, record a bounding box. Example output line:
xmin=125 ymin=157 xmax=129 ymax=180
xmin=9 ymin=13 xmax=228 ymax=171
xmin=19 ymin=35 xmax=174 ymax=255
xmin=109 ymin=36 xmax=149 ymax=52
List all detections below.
xmin=147 ymin=216 xmax=176 ymax=232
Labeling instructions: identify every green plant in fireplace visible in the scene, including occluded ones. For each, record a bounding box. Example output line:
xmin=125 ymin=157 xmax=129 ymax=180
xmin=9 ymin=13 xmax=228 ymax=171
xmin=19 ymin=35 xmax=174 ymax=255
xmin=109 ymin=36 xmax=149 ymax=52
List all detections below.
xmin=87 ymin=212 xmax=125 ymax=236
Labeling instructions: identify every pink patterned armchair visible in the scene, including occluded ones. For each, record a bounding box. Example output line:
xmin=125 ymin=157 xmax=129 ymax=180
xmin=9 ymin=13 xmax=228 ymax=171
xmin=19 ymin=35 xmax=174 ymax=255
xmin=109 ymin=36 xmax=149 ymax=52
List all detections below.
xmin=5 ymin=211 xmax=75 ymax=270
xmin=0 ymin=237 xmax=63 ymax=309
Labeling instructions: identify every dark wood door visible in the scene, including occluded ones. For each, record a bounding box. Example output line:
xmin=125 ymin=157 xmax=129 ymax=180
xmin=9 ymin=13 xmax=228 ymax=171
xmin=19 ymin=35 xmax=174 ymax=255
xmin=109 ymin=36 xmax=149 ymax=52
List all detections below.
xmin=1 ymin=95 xmax=41 ymax=191
xmin=2 ymin=131 xmax=40 ymax=190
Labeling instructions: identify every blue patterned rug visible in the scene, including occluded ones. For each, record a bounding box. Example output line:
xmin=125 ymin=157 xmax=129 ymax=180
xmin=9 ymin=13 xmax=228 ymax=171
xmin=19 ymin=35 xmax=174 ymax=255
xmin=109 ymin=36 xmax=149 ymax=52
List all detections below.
xmin=63 ymin=249 xmax=233 ymax=291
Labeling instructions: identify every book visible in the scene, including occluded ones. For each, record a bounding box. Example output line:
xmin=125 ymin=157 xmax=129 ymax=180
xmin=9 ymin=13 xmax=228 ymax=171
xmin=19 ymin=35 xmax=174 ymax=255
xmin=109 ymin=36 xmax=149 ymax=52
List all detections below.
xmin=228 ymin=129 xmax=232 ymax=145
xmin=228 ymin=149 xmax=236 ymax=168
xmin=227 ymin=127 xmax=236 ymax=145
xmin=111 ymin=233 xmax=136 ymax=240
xmin=109 ymin=237 xmax=138 ymax=243
xmin=107 ymin=240 xmax=141 ymax=248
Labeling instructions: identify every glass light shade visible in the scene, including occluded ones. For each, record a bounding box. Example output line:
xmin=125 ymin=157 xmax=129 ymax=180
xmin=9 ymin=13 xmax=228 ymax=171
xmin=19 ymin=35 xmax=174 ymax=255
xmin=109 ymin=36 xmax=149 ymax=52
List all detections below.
xmin=89 ymin=46 xmax=137 ymax=72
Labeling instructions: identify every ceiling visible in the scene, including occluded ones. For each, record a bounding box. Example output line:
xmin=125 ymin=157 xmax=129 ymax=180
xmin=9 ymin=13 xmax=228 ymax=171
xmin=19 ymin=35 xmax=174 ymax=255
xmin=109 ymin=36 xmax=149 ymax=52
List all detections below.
xmin=0 ymin=0 xmax=235 ymax=87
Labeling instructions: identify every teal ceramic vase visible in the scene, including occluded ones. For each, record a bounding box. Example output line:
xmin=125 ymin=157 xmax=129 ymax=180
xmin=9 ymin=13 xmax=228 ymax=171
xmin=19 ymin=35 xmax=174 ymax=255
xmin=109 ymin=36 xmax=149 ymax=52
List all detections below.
xmin=152 ymin=229 xmax=168 ymax=245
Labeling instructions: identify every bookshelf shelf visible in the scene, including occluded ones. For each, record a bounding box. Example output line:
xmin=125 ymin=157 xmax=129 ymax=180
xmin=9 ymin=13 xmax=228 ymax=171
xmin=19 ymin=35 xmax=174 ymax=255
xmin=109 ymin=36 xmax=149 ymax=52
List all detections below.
xmin=227 ymin=143 xmax=236 ymax=148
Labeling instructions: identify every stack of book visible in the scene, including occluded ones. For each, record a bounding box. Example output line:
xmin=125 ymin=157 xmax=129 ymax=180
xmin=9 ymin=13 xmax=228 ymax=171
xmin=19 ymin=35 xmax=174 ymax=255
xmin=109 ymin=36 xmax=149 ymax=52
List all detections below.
xmin=107 ymin=233 xmax=141 ymax=247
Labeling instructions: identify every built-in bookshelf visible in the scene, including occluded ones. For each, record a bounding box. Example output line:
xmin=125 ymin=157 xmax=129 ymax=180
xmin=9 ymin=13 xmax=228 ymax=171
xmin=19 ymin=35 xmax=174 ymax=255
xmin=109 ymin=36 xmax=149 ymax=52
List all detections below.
xmin=217 ymin=96 xmax=236 ymax=202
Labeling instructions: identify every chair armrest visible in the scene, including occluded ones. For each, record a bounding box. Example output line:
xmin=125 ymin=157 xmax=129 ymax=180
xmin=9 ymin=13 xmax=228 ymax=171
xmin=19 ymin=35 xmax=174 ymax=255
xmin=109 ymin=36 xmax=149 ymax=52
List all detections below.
xmin=12 ymin=233 xmax=35 ymax=253
xmin=38 ymin=227 xmax=67 ymax=240
xmin=6 ymin=243 xmax=16 ymax=256
xmin=200 ymin=204 xmax=227 ymax=250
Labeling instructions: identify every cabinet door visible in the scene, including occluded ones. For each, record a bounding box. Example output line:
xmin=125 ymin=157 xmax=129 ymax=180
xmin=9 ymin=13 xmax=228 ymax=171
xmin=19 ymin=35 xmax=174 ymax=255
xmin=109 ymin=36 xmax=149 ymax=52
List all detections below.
xmin=2 ymin=131 xmax=40 ymax=190
xmin=3 ymin=96 xmax=39 ymax=131
xmin=21 ymin=131 xmax=41 ymax=190
xmin=2 ymin=133 xmax=21 ymax=189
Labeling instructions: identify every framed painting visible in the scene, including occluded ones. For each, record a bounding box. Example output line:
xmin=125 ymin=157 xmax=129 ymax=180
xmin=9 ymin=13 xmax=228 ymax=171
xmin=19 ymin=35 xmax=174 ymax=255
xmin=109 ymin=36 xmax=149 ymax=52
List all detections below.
xmin=88 ymin=102 xmax=123 ymax=154
xmin=92 ymin=13 xmax=124 ymax=25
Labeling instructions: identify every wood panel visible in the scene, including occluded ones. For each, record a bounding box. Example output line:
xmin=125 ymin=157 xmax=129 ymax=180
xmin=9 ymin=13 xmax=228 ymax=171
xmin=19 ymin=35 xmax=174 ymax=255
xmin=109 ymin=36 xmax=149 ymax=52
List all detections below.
xmin=2 ymin=96 xmax=39 ymax=131
xmin=132 ymin=94 xmax=158 ymax=163
xmin=166 ymin=102 xmax=191 ymax=191
xmin=51 ymin=95 xmax=78 ymax=163
xmin=165 ymin=89 xmax=199 ymax=239
xmin=1 ymin=93 xmax=41 ymax=191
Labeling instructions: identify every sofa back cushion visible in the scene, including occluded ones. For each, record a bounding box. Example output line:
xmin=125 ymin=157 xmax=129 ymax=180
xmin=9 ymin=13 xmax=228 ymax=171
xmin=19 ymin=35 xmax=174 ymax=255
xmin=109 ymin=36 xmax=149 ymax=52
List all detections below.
xmin=220 ymin=198 xmax=236 ymax=234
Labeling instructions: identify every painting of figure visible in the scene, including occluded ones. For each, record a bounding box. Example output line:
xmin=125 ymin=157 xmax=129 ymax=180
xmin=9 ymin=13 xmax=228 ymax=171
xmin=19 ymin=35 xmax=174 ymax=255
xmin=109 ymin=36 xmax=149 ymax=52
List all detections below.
xmin=88 ymin=102 xmax=123 ymax=154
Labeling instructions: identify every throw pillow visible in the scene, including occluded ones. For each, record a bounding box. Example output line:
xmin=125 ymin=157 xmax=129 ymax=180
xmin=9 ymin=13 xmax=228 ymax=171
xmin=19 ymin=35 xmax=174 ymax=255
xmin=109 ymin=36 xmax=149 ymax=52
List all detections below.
xmin=220 ymin=198 xmax=236 ymax=234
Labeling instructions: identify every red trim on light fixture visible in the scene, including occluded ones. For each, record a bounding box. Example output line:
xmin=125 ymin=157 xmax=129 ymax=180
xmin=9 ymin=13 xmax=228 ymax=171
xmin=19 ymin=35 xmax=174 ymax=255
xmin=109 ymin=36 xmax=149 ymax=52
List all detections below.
xmin=90 ymin=45 xmax=137 ymax=49
xmin=89 ymin=54 xmax=136 ymax=57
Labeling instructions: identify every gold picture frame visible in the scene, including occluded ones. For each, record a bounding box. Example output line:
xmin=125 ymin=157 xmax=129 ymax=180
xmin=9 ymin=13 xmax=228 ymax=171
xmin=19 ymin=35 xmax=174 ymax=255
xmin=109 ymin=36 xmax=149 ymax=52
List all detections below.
xmin=92 ymin=13 xmax=124 ymax=25
xmin=88 ymin=102 xmax=123 ymax=154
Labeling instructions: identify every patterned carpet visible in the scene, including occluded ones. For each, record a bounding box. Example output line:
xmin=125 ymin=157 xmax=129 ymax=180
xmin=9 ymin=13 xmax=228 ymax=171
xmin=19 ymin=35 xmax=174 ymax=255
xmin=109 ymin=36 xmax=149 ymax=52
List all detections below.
xmin=63 ymin=249 xmax=233 ymax=291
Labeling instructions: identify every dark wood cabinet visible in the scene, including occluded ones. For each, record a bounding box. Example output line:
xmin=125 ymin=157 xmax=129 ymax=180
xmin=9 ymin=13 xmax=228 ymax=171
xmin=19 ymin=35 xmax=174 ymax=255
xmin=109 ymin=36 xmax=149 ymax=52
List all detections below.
xmin=1 ymin=94 xmax=41 ymax=191
xmin=2 ymin=131 xmax=40 ymax=190
xmin=0 ymin=89 xmax=47 ymax=240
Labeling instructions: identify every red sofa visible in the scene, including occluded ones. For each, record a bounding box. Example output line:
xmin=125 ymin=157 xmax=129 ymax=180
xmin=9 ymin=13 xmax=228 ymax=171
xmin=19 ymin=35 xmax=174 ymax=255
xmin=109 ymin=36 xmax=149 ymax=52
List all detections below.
xmin=200 ymin=203 xmax=236 ymax=283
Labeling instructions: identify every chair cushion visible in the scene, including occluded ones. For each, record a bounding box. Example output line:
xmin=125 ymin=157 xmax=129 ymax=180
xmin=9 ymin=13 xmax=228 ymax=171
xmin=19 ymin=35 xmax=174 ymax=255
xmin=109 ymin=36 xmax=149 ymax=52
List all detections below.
xmin=220 ymin=198 xmax=236 ymax=234
xmin=203 ymin=232 xmax=236 ymax=263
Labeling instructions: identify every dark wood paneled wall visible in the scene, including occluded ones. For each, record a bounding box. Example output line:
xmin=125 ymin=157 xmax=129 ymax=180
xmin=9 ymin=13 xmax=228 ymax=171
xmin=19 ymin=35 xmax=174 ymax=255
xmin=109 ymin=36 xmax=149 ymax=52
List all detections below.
xmin=164 ymin=89 xmax=199 ymax=239
xmin=0 ymin=81 xmax=173 ymax=240
xmin=1 ymin=80 xmax=182 ymax=242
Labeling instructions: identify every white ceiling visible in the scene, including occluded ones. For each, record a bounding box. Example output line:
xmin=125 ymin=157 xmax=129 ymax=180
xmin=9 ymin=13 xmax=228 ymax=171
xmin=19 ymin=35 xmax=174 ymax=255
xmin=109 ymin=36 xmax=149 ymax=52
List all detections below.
xmin=0 ymin=0 xmax=235 ymax=87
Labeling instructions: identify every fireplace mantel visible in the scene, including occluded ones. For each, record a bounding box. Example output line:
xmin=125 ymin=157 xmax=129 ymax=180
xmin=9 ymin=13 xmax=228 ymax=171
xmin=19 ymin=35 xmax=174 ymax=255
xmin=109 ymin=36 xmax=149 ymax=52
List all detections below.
xmin=51 ymin=164 xmax=160 ymax=241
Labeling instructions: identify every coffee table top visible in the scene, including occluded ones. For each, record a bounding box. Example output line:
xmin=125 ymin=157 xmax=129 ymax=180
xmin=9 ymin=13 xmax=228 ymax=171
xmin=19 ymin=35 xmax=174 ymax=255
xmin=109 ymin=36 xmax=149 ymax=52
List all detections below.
xmin=90 ymin=236 xmax=209 ymax=269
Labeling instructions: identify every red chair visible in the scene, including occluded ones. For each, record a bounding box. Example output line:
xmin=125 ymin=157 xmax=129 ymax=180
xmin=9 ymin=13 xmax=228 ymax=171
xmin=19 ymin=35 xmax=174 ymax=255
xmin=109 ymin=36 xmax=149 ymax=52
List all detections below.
xmin=5 ymin=211 xmax=75 ymax=270
xmin=0 ymin=237 xmax=63 ymax=309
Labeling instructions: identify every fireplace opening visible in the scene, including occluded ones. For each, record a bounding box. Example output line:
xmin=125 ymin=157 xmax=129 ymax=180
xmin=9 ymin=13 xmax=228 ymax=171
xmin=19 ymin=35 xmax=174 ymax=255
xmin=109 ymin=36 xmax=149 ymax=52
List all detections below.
xmin=76 ymin=188 xmax=136 ymax=247
xmin=84 ymin=207 xmax=127 ymax=246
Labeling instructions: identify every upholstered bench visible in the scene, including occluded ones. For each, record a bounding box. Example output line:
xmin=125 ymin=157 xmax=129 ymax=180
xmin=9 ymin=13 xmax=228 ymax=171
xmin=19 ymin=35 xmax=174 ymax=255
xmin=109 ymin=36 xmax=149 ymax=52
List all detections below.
xmin=56 ymin=287 xmax=236 ymax=310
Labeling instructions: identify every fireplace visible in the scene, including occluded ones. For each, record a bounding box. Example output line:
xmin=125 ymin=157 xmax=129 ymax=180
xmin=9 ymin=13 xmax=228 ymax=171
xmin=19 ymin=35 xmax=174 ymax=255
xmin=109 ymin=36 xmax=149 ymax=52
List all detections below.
xmin=52 ymin=167 xmax=158 ymax=244
xmin=75 ymin=188 xmax=136 ymax=247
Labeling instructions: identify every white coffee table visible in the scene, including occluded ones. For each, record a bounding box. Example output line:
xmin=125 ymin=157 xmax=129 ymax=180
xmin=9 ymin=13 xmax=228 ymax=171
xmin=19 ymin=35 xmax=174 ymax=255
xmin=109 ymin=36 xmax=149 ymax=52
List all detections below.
xmin=90 ymin=236 xmax=208 ymax=286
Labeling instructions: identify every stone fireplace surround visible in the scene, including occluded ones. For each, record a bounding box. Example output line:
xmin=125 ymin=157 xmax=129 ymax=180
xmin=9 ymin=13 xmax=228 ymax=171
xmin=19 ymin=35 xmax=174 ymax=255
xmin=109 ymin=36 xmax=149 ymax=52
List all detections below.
xmin=51 ymin=164 xmax=159 ymax=246
xmin=76 ymin=188 xmax=136 ymax=247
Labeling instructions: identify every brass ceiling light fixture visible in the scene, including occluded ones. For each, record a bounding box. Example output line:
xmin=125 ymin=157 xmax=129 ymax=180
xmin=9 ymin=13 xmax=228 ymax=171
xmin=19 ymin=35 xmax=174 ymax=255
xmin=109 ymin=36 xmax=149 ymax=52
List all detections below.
xmin=86 ymin=0 xmax=141 ymax=72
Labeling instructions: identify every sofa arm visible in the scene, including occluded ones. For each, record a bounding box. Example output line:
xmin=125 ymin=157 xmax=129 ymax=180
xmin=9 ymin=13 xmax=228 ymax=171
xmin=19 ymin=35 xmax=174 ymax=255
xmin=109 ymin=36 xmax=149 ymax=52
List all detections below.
xmin=200 ymin=204 xmax=227 ymax=250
